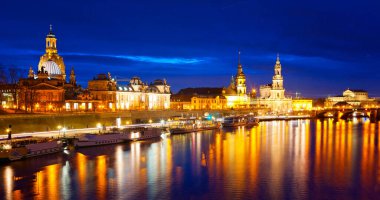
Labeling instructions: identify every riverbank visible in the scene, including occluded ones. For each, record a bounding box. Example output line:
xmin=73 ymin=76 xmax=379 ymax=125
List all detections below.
xmin=0 ymin=109 xmax=258 ymax=134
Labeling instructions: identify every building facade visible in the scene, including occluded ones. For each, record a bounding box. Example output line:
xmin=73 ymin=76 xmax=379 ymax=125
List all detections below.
xmin=18 ymin=68 xmax=66 ymax=112
xmin=171 ymin=88 xmax=227 ymax=110
xmin=18 ymin=26 xmax=78 ymax=113
xmin=223 ymin=52 xmax=250 ymax=108
xmin=253 ymin=55 xmax=292 ymax=113
xmin=325 ymin=89 xmax=377 ymax=108
xmin=87 ymin=74 xmax=171 ymax=111
xmin=292 ymin=98 xmax=313 ymax=111
xmin=38 ymin=25 xmax=66 ymax=80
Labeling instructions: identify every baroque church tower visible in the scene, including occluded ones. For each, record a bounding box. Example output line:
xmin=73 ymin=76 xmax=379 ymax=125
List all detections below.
xmin=69 ymin=67 xmax=76 ymax=85
xmin=235 ymin=51 xmax=247 ymax=96
xmin=38 ymin=25 xmax=66 ymax=80
xmin=270 ymin=54 xmax=285 ymax=99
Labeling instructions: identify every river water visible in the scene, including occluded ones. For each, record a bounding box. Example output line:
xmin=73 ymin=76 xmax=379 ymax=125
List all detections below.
xmin=1 ymin=119 xmax=380 ymax=199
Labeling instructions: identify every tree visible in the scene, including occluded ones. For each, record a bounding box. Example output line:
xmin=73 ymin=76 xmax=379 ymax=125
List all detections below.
xmin=8 ymin=65 xmax=22 ymax=109
xmin=0 ymin=64 xmax=7 ymax=84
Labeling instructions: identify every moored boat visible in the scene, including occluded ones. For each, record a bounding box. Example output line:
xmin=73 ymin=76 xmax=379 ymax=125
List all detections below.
xmin=0 ymin=138 xmax=63 ymax=162
xmin=73 ymin=133 xmax=125 ymax=148
xmin=222 ymin=115 xmax=259 ymax=128
xmin=169 ymin=118 xmax=221 ymax=135
xmin=125 ymin=127 xmax=170 ymax=141
xmin=73 ymin=127 xmax=169 ymax=148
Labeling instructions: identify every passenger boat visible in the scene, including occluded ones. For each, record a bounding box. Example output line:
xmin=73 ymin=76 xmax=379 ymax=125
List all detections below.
xmin=222 ymin=115 xmax=259 ymax=128
xmin=124 ymin=127 xmax=170 ymax=141
xmin=246 ymin=116 xmax=260 ymax=127
xmin=73 ymin=133 xmax=125 ymax=148
xmin=74 ymin=127 xmax=169 ymax=148
xmin=0 ymin=137 xmax=63 ymax=162
xmin=169 ymin=118 xmax=221 ymax=135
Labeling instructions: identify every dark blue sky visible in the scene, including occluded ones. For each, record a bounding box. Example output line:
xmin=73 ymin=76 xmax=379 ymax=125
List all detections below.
xmin=1 ymin=0 xmax=380 ymax=97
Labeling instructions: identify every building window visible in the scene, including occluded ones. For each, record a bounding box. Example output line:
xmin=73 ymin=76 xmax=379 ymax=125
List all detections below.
xmin=65 ymin=103 xmax=70 ymax=111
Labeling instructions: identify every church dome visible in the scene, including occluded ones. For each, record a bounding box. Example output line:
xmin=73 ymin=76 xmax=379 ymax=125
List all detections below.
xmin=41 ymin=60 xmax=61 ymax=75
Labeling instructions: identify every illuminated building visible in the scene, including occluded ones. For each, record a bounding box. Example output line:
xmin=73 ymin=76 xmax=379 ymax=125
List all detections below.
xmin=0 ymin=84 xmax=17 ymax=109
xmin=223 ymin=51 xmax=250 ymax=108
xmin=87 ymin=74 xmax=171 ymax=111
xmin=18 ymin=26 xmax=78 ymax=112
xmin=325 ymin=89 xmax=377 ymax=108
xmin=38 ymin=25 xmax=66 ymax=80
xmin=171 ymin=52 xmax=251 ymax=110
xmin=292 ymin=98 xmax=313 ymax=111
xmin=65 ymin=90 xmax=101 ymax=112
xmin=253 ymin=54 xmax=292 ymax=113
xmin=170 ymin=88 xmax=227 ymax=110
xmin=18 ymin=67 xmax=66 ymax=112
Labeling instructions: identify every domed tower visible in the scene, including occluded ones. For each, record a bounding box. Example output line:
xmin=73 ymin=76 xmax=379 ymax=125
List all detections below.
xmin=270 ymin=54 xmax=285 ymax=99
xmin=235 ymin=51 xmax=247 ymax=96
xmin=38 ymin=25 xmax=66 ymax=80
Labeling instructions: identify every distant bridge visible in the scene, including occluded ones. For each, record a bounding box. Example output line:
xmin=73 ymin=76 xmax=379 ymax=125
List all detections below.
xmin=315 ymin=107 xmax=380 ymax=121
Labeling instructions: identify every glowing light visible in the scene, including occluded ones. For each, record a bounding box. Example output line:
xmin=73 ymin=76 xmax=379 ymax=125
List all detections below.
xmin=2 ymin=144 xmax=12 ymax=150
xmin=131 ymin=132 xmax=140 ymax=139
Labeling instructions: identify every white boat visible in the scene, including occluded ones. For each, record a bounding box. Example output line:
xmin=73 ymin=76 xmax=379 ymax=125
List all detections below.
xmin=74 ymin=133 xmax=125 ymax=148
xmin=74 ymin=127 xmax=169 ymax=148
xmin=0 ymin=139 xmax=63 ymax=162
xmin=126 ymin=127 xmax=168 ymax=141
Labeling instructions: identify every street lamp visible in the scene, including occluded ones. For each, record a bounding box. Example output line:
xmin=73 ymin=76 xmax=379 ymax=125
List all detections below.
xmin=6 ymin=125 xmax=11 ymax=140
xmin=96 ymin=123 xmax=102 ymax=133
xmin=57 ymin=125 xmax=62 ymax=138
xmin=62 ymin=127 xmax=67 ymax=138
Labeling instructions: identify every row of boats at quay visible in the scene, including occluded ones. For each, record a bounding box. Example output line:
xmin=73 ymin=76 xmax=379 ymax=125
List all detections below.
xmin=0 ymin=115 xmax=260 ymax=163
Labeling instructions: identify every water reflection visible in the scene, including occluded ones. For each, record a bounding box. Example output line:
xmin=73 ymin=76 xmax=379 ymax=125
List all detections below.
xmin=1 ymin=119 xmax=380 ymax=199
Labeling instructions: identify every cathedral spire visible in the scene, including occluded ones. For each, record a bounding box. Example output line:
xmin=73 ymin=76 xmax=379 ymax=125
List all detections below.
xmin=237 ymin=50 xmax=243 ymax=75
xmin=47 ymin=24 xmax=55 ymax=37
xmin=276 ymin=53 xmax=280 ymax=64
xmin=70 ymin=66 xmax=76 ymax=85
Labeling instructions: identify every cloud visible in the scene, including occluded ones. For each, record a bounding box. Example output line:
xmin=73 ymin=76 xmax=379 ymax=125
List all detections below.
xmin=61 ymin=52 xmax=206 ymax=64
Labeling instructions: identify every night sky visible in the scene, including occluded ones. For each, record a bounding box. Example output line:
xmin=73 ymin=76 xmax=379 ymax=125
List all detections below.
xmin=1 ymin=0 xmax=380 ymax=97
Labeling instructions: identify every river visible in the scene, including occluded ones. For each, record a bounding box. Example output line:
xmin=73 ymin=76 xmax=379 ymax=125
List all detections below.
xmin=1 ymin=118 xmax=380 ymax=199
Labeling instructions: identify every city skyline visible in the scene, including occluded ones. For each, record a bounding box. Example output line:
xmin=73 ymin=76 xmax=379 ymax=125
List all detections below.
xmin=1 ymin=1 xmax=380 ymax=97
